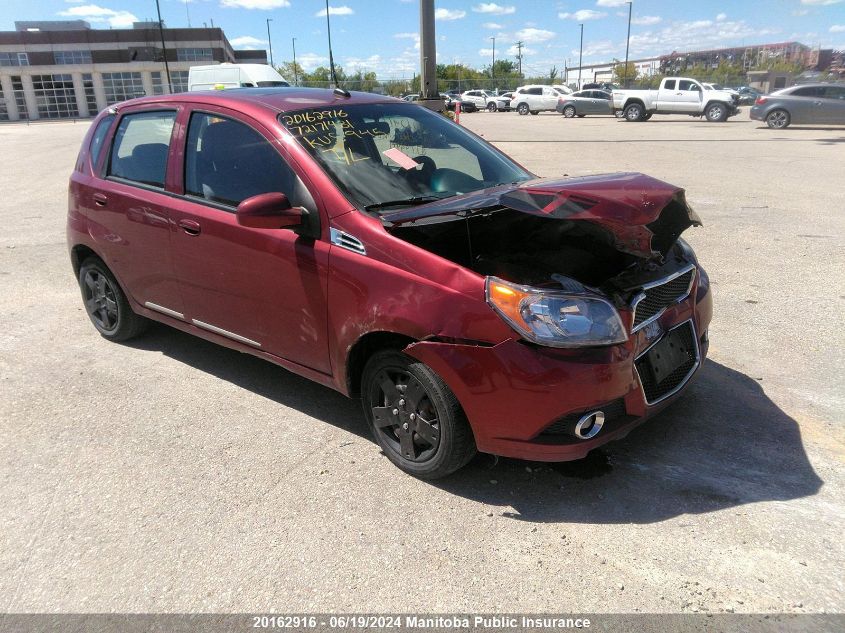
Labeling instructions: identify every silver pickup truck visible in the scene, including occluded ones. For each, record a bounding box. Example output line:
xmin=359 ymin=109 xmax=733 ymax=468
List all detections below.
xmin=613 ymin=77 xmax=740 ymax=122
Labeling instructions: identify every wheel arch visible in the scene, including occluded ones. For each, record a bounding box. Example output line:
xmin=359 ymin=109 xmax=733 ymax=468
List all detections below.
xmin=623 ymin=98 xmax=646 ymax=110
xmin=346 ymin=331 xmax=418 ymax=397
xmin=70 ymin=243 xmax=101 ymax=277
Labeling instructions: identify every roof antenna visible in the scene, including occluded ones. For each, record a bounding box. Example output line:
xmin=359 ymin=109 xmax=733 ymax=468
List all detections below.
xmin=324 ymin=0 xmax=339 ymax=88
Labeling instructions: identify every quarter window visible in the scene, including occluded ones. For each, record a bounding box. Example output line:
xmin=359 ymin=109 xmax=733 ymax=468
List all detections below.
xmin=108 ymin=111 xmax=176 ymax=188
xmin=184 ymin=112 xmax=304 ymax=208
xmin=89 ymin=115 xmax=115 ymax=171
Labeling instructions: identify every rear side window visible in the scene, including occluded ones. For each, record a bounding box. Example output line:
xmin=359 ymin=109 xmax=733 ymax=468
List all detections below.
xmin=108 ymin=111 xmax=176 ymax=188
xmin=89 ymin=114 xmax=115 ymax=172
xmin=663 ymin=80 xmax=676 ymax=90
xmin=678 ymin=80 xmax=700 ymax=92
xmin=527 ymin=87 xmax=542 ymax=96
xmin=184 ymin=112 xmax=305 ymax=208
xmin=791 ymin=86 xmax=821 ymax=98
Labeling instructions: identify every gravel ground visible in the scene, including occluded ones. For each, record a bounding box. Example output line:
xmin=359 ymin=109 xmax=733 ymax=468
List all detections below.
xmin=0 ymin=111 xmax=842 ymax=615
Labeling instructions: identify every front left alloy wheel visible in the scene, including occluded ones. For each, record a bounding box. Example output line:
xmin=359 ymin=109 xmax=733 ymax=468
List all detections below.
xmin=362 ymin=350 xmax=476 ymax=479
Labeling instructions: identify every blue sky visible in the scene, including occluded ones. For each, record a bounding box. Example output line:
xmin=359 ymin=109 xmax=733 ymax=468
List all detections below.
xmin=3 ymin=0 xmax=844 ymax=77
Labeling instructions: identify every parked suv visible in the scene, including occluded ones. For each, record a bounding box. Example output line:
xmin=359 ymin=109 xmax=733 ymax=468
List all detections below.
xmin=512 ymin=85 xmax=560 ymax=115
xmin=68 ymin=88 xmax=712 ymax=478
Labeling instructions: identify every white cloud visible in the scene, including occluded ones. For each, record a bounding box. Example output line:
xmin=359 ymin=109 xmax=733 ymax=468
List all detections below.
xmin=472 ymin=3 xmax=516 ymax=15
xmin=559 ymin=10 xmax=606 ymax=21
xmin=571 ymin=39 xmax=617 ymax=58
xmin=627 ymin=18 xmax=781 ymax=58
xmin=57 ymin=4 xmax=138 ymax=27
xmin=315 ymin=5 xmax=354 ymax=17
xmin=716 ymin=13 xmax=727 ymax=21
xmin=344 ymin=54 xmax=381 ymax=72
xmin=515 ymin=27 xmax=556 ymax=43
xmin=831 ymin=24 xmax=845 ymax=31
xmin=506 ymin=43 xmax=535 ymax=56
xmin=297 ymin=52 xmax=329 ymax=71
xmin=394 ymin=31 xmax=421 ymax=51
xmin=482 ymin=22 xmax=503 ymax=29
xmin=229 ymin=35 xmax=267 ymax=48
xmin=792 ymin=9 xmax=810 ymax=15
xmin=435 ymin=8 xmax=466 ymax=20
xmin=220 ymin=0 xmax=291 ymax=8
xmin=631 ymin=16 xmax=662 ymax=26
xmin=596 ymin=0 xmax=627 ymax=6
xmin=801 ymin=0 xmax=843 ymax=4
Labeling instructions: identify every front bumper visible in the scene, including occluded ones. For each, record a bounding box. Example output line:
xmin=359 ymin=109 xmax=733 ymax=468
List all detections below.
xmin=406 ymin=269 xmax=713 ymax=462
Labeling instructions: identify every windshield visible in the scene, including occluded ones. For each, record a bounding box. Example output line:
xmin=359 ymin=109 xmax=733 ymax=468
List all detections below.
xmin=279 ymin=102 xmax=531 ymax=212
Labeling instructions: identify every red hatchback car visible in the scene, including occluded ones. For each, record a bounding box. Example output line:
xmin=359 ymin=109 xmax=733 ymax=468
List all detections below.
xmin=68 ymin=88 xmax=712 ymax=478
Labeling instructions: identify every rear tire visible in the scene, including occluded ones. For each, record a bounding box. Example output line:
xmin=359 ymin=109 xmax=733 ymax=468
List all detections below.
xmin=562 ymin=105 xmax=576 ymax=118
xmin=361 ymin=350 xmax=476 ymax=479
xmin=623 ymin=103 xmax=645 ymax=121
xmin=705 ymin=102 xmax=728 ymax=122
xmin=577 ymin=114 xmax=586 ymax=118
xmin=486 ymin=102 xmax=497 ymax=112
xmin=78 ymin=257 xmax=149 ymax=342
xmin=517 ymin=103 xmax=529 ymax=115
xmin=766 ymin=109 xmax=790 ymax=129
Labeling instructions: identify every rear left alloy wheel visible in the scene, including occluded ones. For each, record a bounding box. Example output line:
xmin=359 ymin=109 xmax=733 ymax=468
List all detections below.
xmin=563 ymin=105 xmax=576 ymax=118
xmin=487 ymin=102 xmax=497 ymax=112
xmin=78 ymin=257 xmax=149 ymax=342
xmin=766 ymin=109 xmax=790 ymax=129
xmin=362 ymin=350 xmax=476 ymax=479
xmin=517 ymin=103 xmax=529 ymax=115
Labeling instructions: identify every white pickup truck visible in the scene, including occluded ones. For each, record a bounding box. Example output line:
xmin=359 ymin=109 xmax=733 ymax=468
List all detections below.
xmin=613 ymin=77 xmax=740 ymax=122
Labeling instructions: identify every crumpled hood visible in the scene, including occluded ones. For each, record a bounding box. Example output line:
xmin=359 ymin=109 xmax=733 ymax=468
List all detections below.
xmin=383 ymin=172 xmax=702 ymax=259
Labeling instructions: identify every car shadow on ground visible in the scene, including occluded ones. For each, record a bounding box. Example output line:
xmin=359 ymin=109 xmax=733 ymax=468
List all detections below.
xmin=435 ymin=360 xmax=824 ymax=524
xmin=126 ymin=326 xmax=822 ymax=525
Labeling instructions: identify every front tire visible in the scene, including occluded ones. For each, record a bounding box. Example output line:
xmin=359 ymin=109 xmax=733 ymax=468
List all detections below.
xmin=562 ymin=105 xmax=576 ymax=118
xmin=705 ymin=102 xmax=728 ymax=122
xmin=517 ymin=103 xmax=529 ymax=115
xmin=766 ymin=109 xmax=790 ymax=129
xmin=78 ymin=257 xmax=148 ymax=342
xmin=361 ymin=350 xmax=476 ymax=479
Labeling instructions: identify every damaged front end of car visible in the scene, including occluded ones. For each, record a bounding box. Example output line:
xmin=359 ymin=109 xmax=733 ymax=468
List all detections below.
xmin=383 ymin=172 xmax=702 ymax=342
xmin=381 ymin=171 xmax=712 ymax=459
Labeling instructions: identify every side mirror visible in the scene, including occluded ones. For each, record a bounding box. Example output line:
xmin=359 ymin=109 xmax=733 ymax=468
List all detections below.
xmin=236 ymin=192 xmax=304 ymax=230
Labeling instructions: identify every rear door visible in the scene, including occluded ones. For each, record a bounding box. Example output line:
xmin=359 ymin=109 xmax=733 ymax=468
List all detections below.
xmin=97 ymin=106 xmax=184 ymax=319
xmin=167 ymin=105 xmax=332 ymax=373
xmin=542 ymin=87 xmax=558 ymax=110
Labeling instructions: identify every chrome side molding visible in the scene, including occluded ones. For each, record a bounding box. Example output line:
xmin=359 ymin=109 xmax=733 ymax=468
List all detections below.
xmin=144 ymin=301 xmax=184 ymax=320
xmin=191 ymin=319 xmax=261 ymax=348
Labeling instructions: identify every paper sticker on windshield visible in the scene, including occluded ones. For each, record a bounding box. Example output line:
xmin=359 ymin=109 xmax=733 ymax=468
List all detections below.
xmin=383 ymin=147 xmax=420 ymax=170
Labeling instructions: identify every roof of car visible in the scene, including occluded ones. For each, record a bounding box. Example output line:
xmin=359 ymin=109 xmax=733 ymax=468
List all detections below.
xmin=113 ymin=87 xmax=401 ymax=113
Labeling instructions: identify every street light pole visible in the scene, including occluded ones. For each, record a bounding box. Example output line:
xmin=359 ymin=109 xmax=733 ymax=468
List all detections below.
xmin=578 ymin=23 xmax=583 ymax=90
xmin=292 ymin=37 xmax=298 ymax=85
xmin=490 ymin=36 xmax=496 ymax=88
xmin=624 ymin=1 xmax=632 ymax=87
xmin=266 ymin=18 xmax=274 ymax=67
xmin=154 ymin=0 xmax=172 ymax=92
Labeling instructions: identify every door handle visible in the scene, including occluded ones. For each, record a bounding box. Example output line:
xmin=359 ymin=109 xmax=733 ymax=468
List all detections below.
xmin=178 ymin=219 xmax=201 ymax=236
xmin=92 ymin=193 xmax=108 ymax=207
xmin=814 ymin=101 xmax=823 ymax=106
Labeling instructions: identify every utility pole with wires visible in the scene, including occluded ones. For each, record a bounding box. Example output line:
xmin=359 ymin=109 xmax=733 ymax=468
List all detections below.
xmin=624 ymin=1 xmax=632 ymax=88
xmin=515 ymin=40 xmax=523 ymax=77
xmin=578 ymin=23 xmax=584 ymax=90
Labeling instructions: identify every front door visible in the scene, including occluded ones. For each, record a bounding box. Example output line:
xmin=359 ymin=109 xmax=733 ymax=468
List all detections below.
xmin=676 ymin=80 xmax=704 ymax=113
xmin=168 ymin=107 xmax=331 ymax=373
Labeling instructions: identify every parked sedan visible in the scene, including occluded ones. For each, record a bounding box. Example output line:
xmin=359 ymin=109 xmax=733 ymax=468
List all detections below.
xmin=556 ymin=90 xmax=614 ymax=117
xmin=750 ymin=83 xmax=845 ymax=128
xmin=68 ymin=88 xmax=711 ymax=479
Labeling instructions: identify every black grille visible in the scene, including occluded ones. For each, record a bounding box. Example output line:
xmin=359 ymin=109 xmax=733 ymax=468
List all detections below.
xmin=540 ymin=398 xmax=635 ymax=441
xmin=632 ymin=268 xmax=695 ymax=329
xmin=635 ymin=322 xmax=698 ymax=404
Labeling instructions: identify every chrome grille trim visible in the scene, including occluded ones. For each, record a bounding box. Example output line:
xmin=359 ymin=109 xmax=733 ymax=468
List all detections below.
xmin=330 ymin=228 xmax=367 ymax=256
xmin=630 ymin=264 xmax=696 ymax=333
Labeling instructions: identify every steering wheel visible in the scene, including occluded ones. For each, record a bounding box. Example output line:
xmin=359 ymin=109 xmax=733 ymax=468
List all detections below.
xmin=400 ymin=155 xmax=437 ymax=188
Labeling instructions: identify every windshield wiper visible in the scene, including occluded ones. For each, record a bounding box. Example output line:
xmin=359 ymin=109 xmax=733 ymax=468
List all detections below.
xmin=365 ymin=194 xmax=452 ymax=212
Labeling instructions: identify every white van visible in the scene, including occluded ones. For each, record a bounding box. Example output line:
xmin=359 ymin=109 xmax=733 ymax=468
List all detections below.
xmin=187 ymin=64 xmax=290 ymax=91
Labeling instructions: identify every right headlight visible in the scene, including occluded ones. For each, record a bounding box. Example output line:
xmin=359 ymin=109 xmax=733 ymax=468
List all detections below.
xmin=486 ymin=277 xmax=628 ymax=348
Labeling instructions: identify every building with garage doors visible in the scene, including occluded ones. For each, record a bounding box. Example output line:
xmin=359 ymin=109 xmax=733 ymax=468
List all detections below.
xmin=0 ymin=20 xmax=267 ymax=122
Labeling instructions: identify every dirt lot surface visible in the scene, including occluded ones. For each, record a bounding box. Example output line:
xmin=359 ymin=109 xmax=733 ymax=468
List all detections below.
xmin=1 ymin=111 xmax=842 ymax=615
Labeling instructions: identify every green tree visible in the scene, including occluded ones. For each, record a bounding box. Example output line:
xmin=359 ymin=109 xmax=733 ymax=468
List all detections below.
xmin=276 ymin=61 xmax=304 ymax=85
xmin=612 ymin=61 xmax=639 ymax=86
